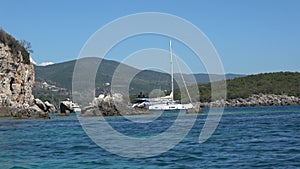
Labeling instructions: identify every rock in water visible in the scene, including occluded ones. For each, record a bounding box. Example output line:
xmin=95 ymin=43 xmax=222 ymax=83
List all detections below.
xmin=81 ymin=93 xmax=151 ymax=117
xmin=59 ymin=100 xmax=74 ymax=116
xmin=45 ymin=101 xmax=56 ymax=114
xmin=34 ymin=98 xmax=47 ymax=111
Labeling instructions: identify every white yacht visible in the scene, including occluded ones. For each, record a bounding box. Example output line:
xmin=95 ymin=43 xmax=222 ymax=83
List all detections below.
xmin=147 ymin=40 xmax=194 ymax=111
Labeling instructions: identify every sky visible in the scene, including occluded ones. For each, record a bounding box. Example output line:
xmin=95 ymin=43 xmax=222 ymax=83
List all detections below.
xmin=0 ymin=0 xmax=299 ymax=74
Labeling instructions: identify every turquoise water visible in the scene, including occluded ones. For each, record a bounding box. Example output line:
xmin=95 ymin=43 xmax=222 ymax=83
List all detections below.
xmin=0 ymin=106 xmax=299 ymax=168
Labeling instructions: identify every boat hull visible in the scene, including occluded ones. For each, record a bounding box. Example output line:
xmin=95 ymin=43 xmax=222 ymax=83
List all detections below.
xmin=149 ymin=103 xmax=193 ymax=111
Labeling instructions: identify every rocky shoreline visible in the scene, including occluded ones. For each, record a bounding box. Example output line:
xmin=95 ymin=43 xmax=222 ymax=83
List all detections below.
xmin=200 ymin=94 xmax=300 ymax=108
xmin=1 ymin=93 xmax=299 ymax=120
xmin=0 ymin=93 xmax=56 ymax=119
xmin=81 ymin=93 xmax=152 ymax=117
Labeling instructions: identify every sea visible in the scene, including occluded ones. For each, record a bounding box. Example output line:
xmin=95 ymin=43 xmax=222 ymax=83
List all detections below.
xmin=0 ymin=106 xmax=299 ymax=169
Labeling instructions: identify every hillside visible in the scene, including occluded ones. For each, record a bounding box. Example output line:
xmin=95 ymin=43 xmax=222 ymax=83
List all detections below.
xmin=34 ymin=58 xmax=244 ymax=95
xmin=34 ymin=58 xmax=300 ymax=106
xmin=197 ymin=72 xmax=300 ymax=102
xmin=34 ymin=58 xmax=171 ymax=95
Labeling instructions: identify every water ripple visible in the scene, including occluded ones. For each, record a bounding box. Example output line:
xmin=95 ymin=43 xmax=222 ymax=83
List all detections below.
xmin=0 ymin=106 xmax=299 ymax=168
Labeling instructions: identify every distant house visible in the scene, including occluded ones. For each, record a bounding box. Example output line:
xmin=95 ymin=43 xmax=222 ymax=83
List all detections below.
xmin=42 ymin=82 xmax=49 ymax=88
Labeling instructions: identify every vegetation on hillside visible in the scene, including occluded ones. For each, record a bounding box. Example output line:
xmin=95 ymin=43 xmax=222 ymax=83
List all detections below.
xmin=193 ymin=72 xmax=300 ymax=102
xmin=32 ymin=82 xmax=71 ymax=108
xmin=33 ymin=90 xmax=69 ymax=108
xmin=34 ymin=58 xmax=243 ymax=99
xmin=34 ymin=58 xmax=299 ymax=104
xmin=34 ymin=69 xmax=300 ymax=104
xmin=0 ymin=29 xmax=32 ymax=64
xmin=133 ymin=72 xmax=300 ymax=103
xmin=34 ymin=58 xmax=173 ymax=95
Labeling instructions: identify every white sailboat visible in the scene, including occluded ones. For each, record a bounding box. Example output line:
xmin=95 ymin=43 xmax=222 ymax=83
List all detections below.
xmin=148 ymin=40 xmax=193 ymax=111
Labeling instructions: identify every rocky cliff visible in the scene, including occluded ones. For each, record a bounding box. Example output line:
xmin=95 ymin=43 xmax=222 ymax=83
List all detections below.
xmin=0 ymin=42 xmax=34 ymax=106
xmin=0 ymin=31 xmax=55 ymax=119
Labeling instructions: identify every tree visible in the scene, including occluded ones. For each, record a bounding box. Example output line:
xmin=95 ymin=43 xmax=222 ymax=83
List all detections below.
xmin=19 ymin=39 xmax=34 ymax=54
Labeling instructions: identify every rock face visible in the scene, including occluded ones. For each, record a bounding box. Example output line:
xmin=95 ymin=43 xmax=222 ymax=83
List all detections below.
xmin=200 ymin=94 xmax=300 ymax=107
xmin=0 ymin=42 xmax=55 ymax=119
xmin=81 ymin=93 xmax=151 ymax=117
xmin=45 ymin=101 xmax=56 ymax=114
xmin=0 ymin=43 xmax=34 ymax=106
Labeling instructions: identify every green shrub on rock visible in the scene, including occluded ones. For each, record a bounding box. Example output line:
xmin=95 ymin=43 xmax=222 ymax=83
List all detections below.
xmin=0 ymin=29 xmax=31 ymax=64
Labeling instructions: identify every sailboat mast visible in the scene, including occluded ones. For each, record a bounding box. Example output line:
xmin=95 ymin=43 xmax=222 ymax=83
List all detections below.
xmin=170 ymin=40 xmax=174 ymax=101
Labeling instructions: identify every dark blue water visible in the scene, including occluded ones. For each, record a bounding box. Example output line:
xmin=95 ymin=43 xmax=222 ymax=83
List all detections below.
xmin=0 ymin=106 xmax=299 ymax=168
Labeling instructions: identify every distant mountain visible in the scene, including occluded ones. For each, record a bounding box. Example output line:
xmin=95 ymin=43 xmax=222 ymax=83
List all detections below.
xmin=34 ymin=57 xmax=245 ymax=95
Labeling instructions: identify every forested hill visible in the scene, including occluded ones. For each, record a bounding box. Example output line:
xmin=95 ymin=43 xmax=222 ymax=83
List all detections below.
xmin=34 ymin=58 xmax=244 ymax=94
xmin=198 ymin=72 xmax=300 ymax=101
xmin=35 ymin=58 xmax=299 ymax=103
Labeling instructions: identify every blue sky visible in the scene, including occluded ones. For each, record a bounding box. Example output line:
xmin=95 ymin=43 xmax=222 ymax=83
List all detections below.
xmin=1 ymin=0 xmax=299 ymax=74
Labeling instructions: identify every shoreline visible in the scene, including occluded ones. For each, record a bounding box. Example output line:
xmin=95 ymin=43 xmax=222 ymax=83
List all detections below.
xmin=1 ymin=104 xmax=299 ymax=121
xmin=199 ymin=94 xmax=300 ymax=108
xmin=1 ymin=94 xmax=299 ymax=120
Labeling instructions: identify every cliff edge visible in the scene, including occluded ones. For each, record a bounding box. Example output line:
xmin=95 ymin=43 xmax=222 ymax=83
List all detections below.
xmin=0 ymin=29 xmax=55 ymax=119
